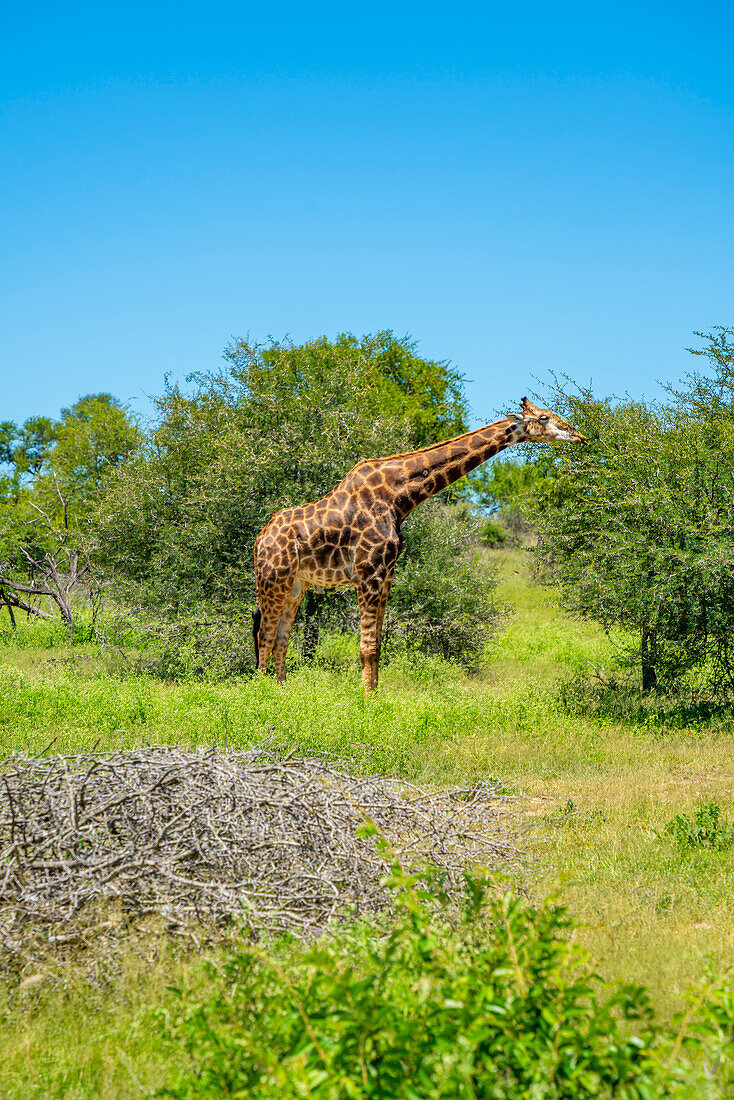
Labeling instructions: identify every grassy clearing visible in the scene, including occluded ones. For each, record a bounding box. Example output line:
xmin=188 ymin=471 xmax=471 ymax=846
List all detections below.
xmin=2 ymin=548 xmax=734 ymax=1095
xmin=0 ymin=938 xmax=211 ymax=1100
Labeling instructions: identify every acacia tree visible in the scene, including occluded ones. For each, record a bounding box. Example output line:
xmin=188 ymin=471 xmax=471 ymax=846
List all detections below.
xmin=530 ymin=330 xmax=734 ymax=696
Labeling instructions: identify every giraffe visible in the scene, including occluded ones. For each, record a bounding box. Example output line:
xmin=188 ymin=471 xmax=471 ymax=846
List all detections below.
xmin=253 ymin=397 xmax=585 ymax=691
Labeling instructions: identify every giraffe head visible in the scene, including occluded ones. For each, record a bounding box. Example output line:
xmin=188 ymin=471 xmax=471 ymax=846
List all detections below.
xmin=507 ymin=397 xmax=586 ymax=444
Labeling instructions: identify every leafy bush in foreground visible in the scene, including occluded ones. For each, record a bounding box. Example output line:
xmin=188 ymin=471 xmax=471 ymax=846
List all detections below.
xmin=155 ymin=834 xmax=734 ymax=1098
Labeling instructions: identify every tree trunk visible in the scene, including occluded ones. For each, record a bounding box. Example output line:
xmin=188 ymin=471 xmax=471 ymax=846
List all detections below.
xmin=641 ymin=627 xmax=658 ymax=691
xmin=1 ymin=594 xmax=16 ymax=629
xmin=43 ymin=550 xmax=78 ymax=636
xmin=57 ymin=598 xmax=75 ymax=637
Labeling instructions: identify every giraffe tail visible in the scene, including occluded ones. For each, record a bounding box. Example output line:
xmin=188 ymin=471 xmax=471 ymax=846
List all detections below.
xmin=252 ymin=606 xmax=261 ymax=668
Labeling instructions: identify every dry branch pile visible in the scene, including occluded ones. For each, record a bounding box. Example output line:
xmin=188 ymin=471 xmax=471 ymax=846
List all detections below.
xmin=1 ymin=745 xmax=520 ymax=964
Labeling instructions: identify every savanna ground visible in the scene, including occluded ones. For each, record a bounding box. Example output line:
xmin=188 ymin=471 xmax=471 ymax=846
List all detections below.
xmin=1 ymin=547 xmax=734 ymax=1097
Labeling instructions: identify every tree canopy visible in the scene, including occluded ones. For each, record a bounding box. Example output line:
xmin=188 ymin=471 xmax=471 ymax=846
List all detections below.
xmin=1 ymin=394 xmax=141 ymax=510
xmin=0 ymin=393 xmax=141 ymax=632
xmin=530 ymin=331 xmax=734 ymax=696
xmin=92 ymin=332 xmax=470 ymax=612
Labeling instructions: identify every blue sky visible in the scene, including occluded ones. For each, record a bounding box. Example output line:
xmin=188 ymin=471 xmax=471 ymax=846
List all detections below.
xmin=2 ymin=2 xmax=733 ymax=429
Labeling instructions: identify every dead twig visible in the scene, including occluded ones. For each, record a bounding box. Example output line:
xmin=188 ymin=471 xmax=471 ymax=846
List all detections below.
xmin=0 ymin=744 xmax=523 ymax=974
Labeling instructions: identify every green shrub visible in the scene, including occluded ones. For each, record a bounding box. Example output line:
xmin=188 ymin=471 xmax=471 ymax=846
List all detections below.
xmin=386 ymin=503 xmax=501 ymax=670
xmin=138 ymin=614 xmax=257 ymax=682
xmin=665 ymin=803 xmax=734 ymax=851
xmin=156 ymin=840 xmax=696 ymax=1099
xmin=478 ymin=516 xmax=509 ymax=547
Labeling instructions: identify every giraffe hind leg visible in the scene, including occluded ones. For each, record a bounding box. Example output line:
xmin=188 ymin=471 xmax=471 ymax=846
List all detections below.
xmin=256 ymin=591 xmax=288 ymax=676
xmin=272 ymin=578 xmax=309 ymax=683
xmin=252 ymin=607 xmax=261 ymax=667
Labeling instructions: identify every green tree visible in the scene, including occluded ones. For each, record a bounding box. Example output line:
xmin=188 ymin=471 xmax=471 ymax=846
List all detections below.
xmin=92 ymin=332 xmax=496 ymax=671
xmin=42 ymin=393 xmax=142 ymax=510
xmin=0 ymin=423 xmax=17 ymax=502
xmin=343 ymin=330 xmax=468 ymax=446
xmin=93 ymin=333 xmax=468 ymax=611
xmin=0 ymin=396 xmax=140 ymax=513
xmin=0 ymin=415 xmax=57 ymax=497
xmin=673 ymin=325 xmax=734 ymax=417
xmin=13 ymin=415 xmax=57 ymax=479
xmin=0 ymin=394 xmax=140 ymax=631
xmin=0 ymin=421 xmax=17 ymax=468
xmin=531 ymin=332 xmax=734 ymax=696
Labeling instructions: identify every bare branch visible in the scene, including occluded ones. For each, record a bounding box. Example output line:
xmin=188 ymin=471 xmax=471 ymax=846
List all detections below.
xmin=0 ymin=577 xmax=57 ymax=599
xmin=0 ymin=746 xmax=524 ymax=973
xmin=50 ymin=471 xmax=69 ymax=531
xmin=0 ymin=590 xmax=56 ymax=621
xmin=28 ymin=500 xmax=57 ymax=531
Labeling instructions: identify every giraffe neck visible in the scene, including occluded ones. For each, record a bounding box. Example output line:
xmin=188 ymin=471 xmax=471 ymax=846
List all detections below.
xmin=385 ymin=419 xmax=527 ymax=519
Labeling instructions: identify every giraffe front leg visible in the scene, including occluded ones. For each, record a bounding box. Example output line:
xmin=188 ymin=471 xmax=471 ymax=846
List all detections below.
xmin=271 ymin=578 xmax=309 ymax=684
xmin=356 ymin=577 xmax=392 ymax=693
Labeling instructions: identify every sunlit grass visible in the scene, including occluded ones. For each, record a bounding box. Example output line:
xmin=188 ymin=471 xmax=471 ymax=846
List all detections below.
xmin=2 ymin=548 xmax=734 ymax=1096
xmin=0 ymin=940 xmax=197 ymax=1099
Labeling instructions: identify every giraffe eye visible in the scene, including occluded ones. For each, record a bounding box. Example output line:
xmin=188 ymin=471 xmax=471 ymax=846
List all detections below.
xmin=539 ymin=415 xmax=549 ymax=423
xmin=422 ymin=468 xmax=430 ymax=477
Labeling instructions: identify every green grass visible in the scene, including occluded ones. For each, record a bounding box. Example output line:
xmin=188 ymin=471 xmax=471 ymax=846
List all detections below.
xmin=0 ymin=942 xmax=201 ymax=1099
xmin=2 ymin=548 xmax=734 ymax=1096
xmin=0 ymin=554 xmax=703 ymax=782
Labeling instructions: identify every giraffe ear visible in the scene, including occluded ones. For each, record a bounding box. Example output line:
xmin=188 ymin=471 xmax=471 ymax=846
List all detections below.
xmin=506 ymin=413 xmax=524 ymax=424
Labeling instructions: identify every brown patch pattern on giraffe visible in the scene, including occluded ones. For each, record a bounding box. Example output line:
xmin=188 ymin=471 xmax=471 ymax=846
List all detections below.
xmin=254 ymin=399 xmax=585 ymax=691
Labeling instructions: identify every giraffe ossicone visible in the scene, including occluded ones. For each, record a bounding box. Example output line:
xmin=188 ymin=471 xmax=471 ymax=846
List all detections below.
xmin=253 ymin=397 xmax=585 ymax=692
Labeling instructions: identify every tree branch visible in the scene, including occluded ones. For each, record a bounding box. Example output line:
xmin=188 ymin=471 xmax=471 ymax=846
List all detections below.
xmin=0 ymin=590 xmax=55 ymax=621
xmin=0 ymin=577 xmax=57 ymax=598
